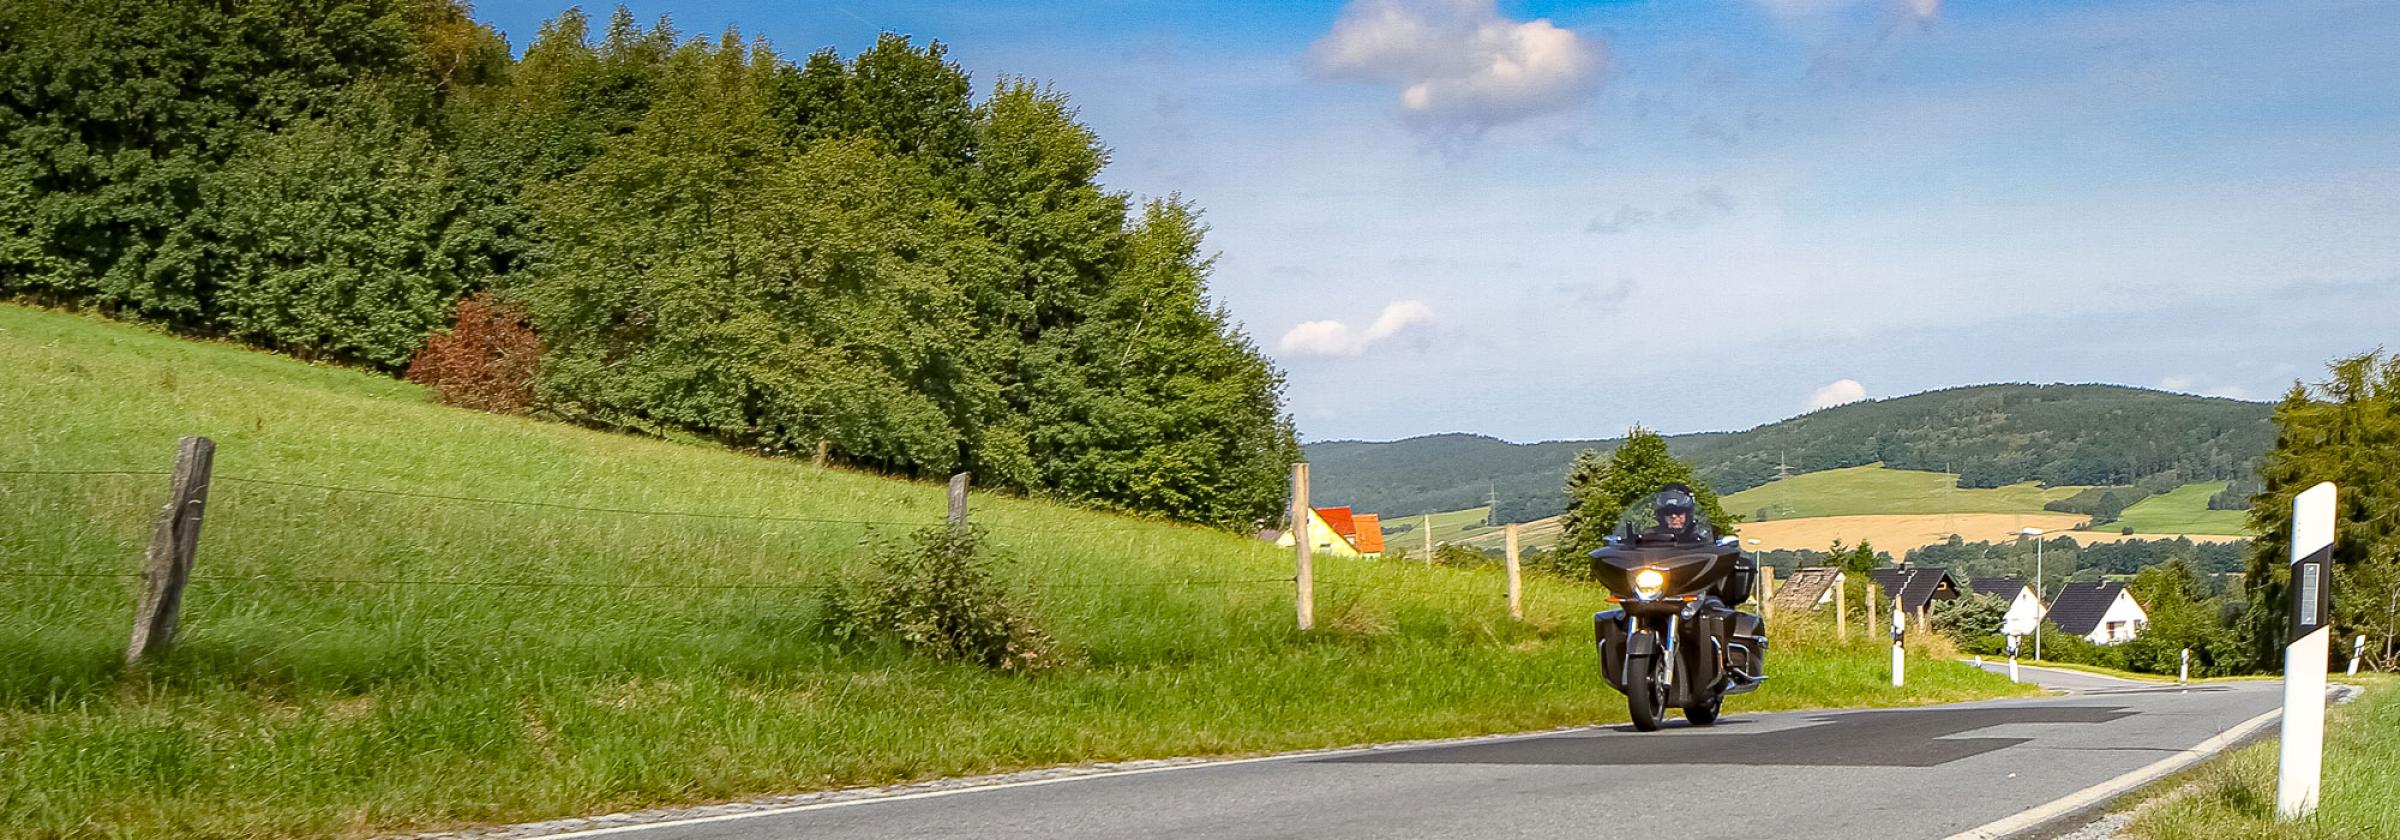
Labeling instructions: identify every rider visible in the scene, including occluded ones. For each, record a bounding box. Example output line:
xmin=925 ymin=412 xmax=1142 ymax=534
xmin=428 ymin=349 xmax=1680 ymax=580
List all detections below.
xmin=1640 ymin=484 xmax=1706 ymax=544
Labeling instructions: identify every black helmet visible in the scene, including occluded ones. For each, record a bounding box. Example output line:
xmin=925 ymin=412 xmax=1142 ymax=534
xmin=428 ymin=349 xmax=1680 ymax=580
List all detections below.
xmin=1653 ymin=484 xmax=1698 ymax=526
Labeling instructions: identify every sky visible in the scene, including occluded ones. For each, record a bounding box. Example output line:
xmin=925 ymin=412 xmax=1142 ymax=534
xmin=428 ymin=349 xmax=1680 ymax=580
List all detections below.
xmin=474 ymin=0 xmax=2400 ymax=443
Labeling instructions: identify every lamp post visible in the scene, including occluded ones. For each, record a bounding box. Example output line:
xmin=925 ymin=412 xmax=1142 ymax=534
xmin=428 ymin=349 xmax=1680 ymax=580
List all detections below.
xmin=2023 ymin=527 xmax=2045 ymax=661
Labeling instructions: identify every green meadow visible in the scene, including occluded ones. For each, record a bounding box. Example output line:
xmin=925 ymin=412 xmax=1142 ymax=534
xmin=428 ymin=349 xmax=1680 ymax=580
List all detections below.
xmin=0 ymin=305 xmax=2032 ymax=838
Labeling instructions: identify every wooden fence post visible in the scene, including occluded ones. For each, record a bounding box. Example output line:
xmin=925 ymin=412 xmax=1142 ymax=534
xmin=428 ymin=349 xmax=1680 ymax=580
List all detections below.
xmin=1867 ymin=583 xmax=1882 ymax=639
xmin=813 ymin=439 xmax=830 ymax=468
xmin=1836 ymin=575 xmax=1848 ymax=642
xmin=947 ymin=473 xmax=969 ymax=530
xmin=1422 ymin=514 xmax=1433 ymax=565
xmin=127 ymin=436 xmax=214 ymax=665
xmin=1293 ymin=463 xmax=1313 ymax=631
xmin=1504 ymin=523 xmax=1522 ymax=621
xmin=1760 ymin=565 xmax=1775 ymax=620
xmin=1918 ymin=605 xmax=1930 ymax=634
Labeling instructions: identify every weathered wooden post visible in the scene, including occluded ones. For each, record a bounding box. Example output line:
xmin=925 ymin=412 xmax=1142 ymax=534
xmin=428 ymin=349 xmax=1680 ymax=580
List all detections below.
xmin=1867 ymin=582 xmax=1882 ymax=639
xmin=813 ymin=439 xmax=830 ymax=468
xmin=947 ymin=473 xmax=969 ymax=531
xmin=1293 ymin=463 xmax=1314 ymax=631
xmin=127 ymin=436 xmax=214 ymax=665
xmin=1759 ymin=565 xmax=1775 ymax=620
xmin=1504 ymin=523 xmax=1522 ymax=621
xmin=1422 ymin=514 xmax=1433 ymax=566
xmin=1836 ymin=574 xmax=1849 ymax=642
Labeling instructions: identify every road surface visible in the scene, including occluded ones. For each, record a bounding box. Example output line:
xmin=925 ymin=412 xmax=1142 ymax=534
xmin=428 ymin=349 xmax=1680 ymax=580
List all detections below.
xmin=535 ymin=666 xmax=2280 ymax=840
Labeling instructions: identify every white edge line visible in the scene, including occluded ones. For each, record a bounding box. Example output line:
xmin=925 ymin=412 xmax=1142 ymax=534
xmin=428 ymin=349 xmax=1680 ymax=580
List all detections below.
xmin=1940 ymin=701 xmax=2291 ymax=840
xmin=522 ymin=726 xmax=1582 ymax=839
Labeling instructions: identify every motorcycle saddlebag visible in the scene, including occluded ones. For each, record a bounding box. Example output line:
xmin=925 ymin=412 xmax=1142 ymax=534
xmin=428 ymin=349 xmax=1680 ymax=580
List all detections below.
xmin=1594 ymin=610 xmax=1638 ymax=690
xmin=1726 ymin=611 xmax=1767 ymax=679
xmin=1711 ymin=554 xmax=1758 ymax=606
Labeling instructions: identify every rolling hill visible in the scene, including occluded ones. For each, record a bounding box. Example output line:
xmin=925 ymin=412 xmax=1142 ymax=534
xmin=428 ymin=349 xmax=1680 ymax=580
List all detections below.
xmin=1307 ymin=384 xmax=2273 ymax=523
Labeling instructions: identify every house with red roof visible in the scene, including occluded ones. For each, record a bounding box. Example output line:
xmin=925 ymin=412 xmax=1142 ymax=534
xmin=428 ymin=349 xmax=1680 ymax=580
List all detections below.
xmin=1274 ymin=506 xmax=1383 ymax=557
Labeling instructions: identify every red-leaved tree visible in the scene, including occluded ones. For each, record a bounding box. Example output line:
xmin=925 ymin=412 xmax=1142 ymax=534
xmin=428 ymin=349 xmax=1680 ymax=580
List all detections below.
xmin=405 ymin=292 xmax=543 ymax=414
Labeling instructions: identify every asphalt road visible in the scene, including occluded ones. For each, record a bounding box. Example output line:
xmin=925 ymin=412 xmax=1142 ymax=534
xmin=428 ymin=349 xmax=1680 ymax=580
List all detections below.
xmin=549 ymin=666 xmax=2281 ymax=840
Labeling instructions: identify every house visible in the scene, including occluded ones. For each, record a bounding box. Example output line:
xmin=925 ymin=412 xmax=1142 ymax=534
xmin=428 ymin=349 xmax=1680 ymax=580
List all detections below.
xmin=1351 ymin=514 xmax=1385 ymax=554
xmin=1868 ymin=565 xmax=1962 ymax=620
xmin=1768 ymin=567 xmax=1845 ymax=613
xmin=2046 ymin=581 xmax=2149 ymax=645
xmin=1273 ymin=506 xmax=1373 ymax=557
xmin=1971 ymin=576 xmax=2047 ymax=638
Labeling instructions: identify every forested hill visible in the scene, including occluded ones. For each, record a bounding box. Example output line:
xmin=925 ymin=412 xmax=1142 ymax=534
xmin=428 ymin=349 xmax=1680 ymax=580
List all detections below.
xmin=0 ymin=2 xmax=1297 ymax=529
xmin=1306 ymin=384 xmax=2273 ymax=522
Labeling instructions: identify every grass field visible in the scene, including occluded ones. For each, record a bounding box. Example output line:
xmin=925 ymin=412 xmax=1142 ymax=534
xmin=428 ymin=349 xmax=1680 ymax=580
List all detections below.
xmin=1723 ymin=464 xmax=2095 ymax=520
xmin=2120 ymin=676 xmax=2398 ymax=838
xmin=2106 ymin=482 xmax=2252 ymax=536
xmin=0 ymin=304 xmax=2036 ymax=839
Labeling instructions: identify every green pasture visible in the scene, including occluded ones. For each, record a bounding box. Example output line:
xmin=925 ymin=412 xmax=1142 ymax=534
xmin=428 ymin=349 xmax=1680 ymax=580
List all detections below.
xmin=0 ymin=305 xmax=2035 ymax=838
xmin=2106 ymin=482 xmax=2253 ymax=536
xmin=1723 ymin=464 xmax=2095 ymax=520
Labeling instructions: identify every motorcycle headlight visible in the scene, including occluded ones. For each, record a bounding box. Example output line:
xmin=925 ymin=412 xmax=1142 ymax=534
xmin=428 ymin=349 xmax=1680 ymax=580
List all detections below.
xmin=1633 ymin=568 xmax=1666 ymax=600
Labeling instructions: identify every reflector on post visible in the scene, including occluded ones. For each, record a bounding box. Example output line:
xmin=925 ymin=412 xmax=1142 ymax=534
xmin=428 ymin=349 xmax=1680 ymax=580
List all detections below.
xmin=2279 ymin=482 xmax=2336 ymax=822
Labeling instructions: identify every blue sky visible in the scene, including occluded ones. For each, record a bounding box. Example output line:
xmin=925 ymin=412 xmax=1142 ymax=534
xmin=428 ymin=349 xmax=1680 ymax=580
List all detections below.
xmin=474 ymin=0 xmax=2400 ymax=443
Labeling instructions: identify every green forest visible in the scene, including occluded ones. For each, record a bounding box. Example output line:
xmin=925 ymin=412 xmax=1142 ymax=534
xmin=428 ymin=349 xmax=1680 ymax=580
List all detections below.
xmin=0 ymin=0 xmax=1297 ymax=529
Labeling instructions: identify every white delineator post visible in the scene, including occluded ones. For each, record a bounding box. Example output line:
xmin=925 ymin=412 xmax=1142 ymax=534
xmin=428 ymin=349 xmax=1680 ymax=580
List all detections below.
xmin=2280 ymin=482 xmax=2337 ymax=821
xmin=1891 ymin=603 xmax=1907 ymax=688
xmin=2007 ymin=634 xmax=2021 ymax=683
xmin=2351 ymin=635 xmax=2365 ymax=677
xmin=2180 ymin=648 xmax=2191 ymax=684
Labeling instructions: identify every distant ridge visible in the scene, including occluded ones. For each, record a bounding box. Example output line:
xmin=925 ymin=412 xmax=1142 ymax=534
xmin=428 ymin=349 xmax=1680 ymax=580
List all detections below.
xmin=1303 ymin=383 xmax=2272 ymax=522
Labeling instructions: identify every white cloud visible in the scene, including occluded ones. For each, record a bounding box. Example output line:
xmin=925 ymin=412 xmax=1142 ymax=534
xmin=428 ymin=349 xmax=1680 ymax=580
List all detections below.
xmin=1310 ymin=0 xmax=1606 ymax=135
xmin=1588 ymin=187 xmax=1738 ymax=235
xmin=1279 ymin=300 xmax=1436 ymax=357
xmin=2205 ymin=385 xmax=2253 ymax=400
xmin=1755 ymin=0 xmax=1940 ymax=21
xmin=1806 ymin=378 xmax=1868 ymax=410
xmin=2158 ymin=375 xmax=2197 ymax=391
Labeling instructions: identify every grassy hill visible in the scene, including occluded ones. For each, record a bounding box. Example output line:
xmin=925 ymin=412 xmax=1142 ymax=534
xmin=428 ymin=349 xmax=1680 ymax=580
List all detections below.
xmin=0 ymin=305 xmax=2032 ymax=838
xmin=1723 ymin=464 xmax=2095 ymax=520
xmin=1306 ymin=384 xmax=2272 ymax=522
xmin=2104 ymin=481 xmax=2251 ymax=535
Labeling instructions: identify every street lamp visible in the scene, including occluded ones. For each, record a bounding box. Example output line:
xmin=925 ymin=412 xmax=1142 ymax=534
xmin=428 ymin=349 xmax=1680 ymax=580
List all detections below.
xmin=2023 ymin=526 xmax=2045 ymax=661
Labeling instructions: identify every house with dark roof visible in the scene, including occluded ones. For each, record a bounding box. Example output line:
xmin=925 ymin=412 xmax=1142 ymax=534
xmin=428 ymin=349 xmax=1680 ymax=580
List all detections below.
xmin=1970 ymin=576 xmax=2045 ymax=638
xmin=1868 ymin=565 xmax=1962 ymax=619
xmin=2046 ymin=581 xmax=2148 ymax=644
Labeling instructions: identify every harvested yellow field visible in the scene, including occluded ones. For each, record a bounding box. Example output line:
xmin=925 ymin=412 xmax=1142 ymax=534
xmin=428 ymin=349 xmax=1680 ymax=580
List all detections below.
xmin=1737 ymin=513 xmax=2091 ymax=552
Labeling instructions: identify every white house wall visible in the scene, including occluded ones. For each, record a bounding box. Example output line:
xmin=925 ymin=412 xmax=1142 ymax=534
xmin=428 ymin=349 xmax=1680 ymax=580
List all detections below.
xmin=2084 ymin=592 xmax=2150 ymax=645
xmin=2001 ymin=589 xmax=2043 ymax=637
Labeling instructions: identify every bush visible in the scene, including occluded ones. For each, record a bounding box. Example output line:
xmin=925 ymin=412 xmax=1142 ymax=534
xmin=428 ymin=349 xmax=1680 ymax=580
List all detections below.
xmin=406 ymin=292 xmax=544 ymax=414
xmin=817 ymin=525 xmax=1059 ymax=671
xmin=1934 ymin=592 xmax=2008 ymax=643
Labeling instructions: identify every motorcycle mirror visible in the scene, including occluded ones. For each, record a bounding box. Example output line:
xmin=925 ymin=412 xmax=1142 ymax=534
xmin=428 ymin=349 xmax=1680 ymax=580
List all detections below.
xmin=1717 ymin=536 xmax=1738 ymax=546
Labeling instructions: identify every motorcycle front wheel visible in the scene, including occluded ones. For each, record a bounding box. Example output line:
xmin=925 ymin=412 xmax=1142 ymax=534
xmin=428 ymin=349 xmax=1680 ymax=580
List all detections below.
xmin=1683 ymin=691 xmax=1722 ymax=726
xmin=1626 ymin=654 xmax=1667 ymax=731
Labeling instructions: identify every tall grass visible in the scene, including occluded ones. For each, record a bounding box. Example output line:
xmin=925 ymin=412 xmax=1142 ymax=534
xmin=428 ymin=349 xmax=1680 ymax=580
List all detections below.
xmin=0 ymin=305 xmax=2033 ymax=838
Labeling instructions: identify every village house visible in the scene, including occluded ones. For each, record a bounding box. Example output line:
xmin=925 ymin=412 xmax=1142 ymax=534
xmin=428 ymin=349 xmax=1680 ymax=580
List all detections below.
xmin=1970 ymin=576 xmax=2047 ymax=638
xmin=2045 ymin=581 xmax=2150 ymax=645
xmin=1272 ymin=506 xmax=1382 ymax=557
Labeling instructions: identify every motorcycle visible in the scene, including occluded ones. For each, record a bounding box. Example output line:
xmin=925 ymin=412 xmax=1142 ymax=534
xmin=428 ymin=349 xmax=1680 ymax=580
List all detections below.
xmin=1589 ymin=490 xmax=1769 ymax=731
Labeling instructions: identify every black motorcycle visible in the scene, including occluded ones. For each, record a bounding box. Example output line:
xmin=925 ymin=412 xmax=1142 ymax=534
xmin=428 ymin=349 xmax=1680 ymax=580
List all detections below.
xmin=1589 ymin=488 xmax=1768 ymax=731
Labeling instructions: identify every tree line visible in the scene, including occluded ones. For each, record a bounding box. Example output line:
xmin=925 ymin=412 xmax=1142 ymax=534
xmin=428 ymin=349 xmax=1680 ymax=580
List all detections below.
xmin=0 ymin=1 xmax=1298 ymax=530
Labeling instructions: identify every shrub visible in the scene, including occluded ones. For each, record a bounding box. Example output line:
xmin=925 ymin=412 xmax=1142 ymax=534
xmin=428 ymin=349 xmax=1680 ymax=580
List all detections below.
xmin=817 ymin=526 xmax=1059 ymax=671
xmin=1934 ymin=592 xmax=2008 ymax=643
xmin=405 ymin=292 xmax=543 ymax=414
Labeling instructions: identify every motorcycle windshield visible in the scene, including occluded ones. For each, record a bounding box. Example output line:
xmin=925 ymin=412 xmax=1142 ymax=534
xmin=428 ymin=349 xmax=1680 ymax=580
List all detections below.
xmin=1613 ymin=493 xmax=1718 ymax=544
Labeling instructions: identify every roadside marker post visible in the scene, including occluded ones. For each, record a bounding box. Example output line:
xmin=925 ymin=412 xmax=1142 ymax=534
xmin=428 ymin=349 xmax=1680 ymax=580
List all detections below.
xmin=1891 ymin=603 xmax=1907 ymax=688
xmin=2006 ymin=634 xmax=2021 ymax=683
xmin=2180 ymin=648 xmax=2191 ymax=684
xmin=2351 ymin=635 xmax=2365 ymax=677
xmin=2279 ymin=482 xmax=2336 ymax=822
